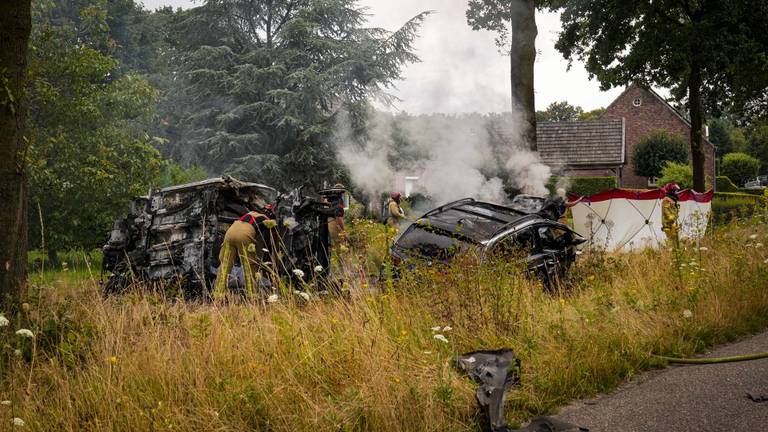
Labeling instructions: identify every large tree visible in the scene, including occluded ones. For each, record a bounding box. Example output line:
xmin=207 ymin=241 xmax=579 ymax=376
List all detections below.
xmin=0 ymin=0 xmax=32 ymax=305
xmin=467 ymin=0 xmax=539 ymax=150
xmin=170 ymin=0 xmax=428 ymax=188
xmin=26 ymin=1 xmax=163 ymax=256
xmin=555 ymin=1 xmax=768 ymax=192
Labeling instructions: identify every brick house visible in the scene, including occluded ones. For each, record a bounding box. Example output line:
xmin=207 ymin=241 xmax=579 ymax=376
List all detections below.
xmin=537 ymin=83 xmax=716 ymax=189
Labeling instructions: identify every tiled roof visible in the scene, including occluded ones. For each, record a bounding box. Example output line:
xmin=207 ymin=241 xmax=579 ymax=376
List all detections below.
xmin=536 ymin=119 xmax=624 ymax=167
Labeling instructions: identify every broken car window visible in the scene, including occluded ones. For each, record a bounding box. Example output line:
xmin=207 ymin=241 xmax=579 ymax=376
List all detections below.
xmin=537 ymin=225 xmax=570 ymax=250
xmin=492 ymin=227 xmax=538 ymax=258
xmin=396 ymin=226 xmax=471 ymax=260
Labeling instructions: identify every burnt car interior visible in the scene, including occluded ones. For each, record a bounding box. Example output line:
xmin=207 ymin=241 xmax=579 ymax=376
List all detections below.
xmin=102 ymin=176 xmax=344 ymax=297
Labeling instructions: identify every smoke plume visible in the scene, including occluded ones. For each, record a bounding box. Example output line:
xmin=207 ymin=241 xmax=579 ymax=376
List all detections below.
xmin=334 ymin=109 xmax=552 ymax=205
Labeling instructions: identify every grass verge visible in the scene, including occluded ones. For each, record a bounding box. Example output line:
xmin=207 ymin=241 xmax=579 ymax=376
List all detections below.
xmin=2 ymin=217 xmax=768 ymax=431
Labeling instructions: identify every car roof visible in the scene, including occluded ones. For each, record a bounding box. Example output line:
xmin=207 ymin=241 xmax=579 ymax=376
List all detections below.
xmin=417 ymin=198 xmax=544 ymax=242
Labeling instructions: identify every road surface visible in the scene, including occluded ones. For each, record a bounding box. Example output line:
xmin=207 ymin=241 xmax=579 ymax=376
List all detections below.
xmin=556 ymin=330 xmax=768 ymax=431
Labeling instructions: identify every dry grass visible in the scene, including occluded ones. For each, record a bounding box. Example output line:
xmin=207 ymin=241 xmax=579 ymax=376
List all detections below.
xmin=3 ymin=217 xmax=768 ymax=431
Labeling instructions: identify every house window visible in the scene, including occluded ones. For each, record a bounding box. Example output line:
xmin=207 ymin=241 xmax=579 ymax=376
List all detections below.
xmin=633 ymin=96 xmax=642 ymax=107
xmin=648 ymin=177 xmax=659 ymax=187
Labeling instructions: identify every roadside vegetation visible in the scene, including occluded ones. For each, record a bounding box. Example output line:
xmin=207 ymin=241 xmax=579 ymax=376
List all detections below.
xmin=3 ymin=214 xmax=768 ymax=431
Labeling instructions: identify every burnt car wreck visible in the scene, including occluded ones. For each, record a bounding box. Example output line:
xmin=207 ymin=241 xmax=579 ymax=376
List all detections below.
xmin=102 ymin=176 xmax=344 ymax=297
xmin=390 ymin=198 xmax=585 ymax=287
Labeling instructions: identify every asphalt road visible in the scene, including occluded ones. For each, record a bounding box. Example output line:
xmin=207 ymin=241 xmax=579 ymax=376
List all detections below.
xmin=556 ymin=330 xmax=768 ymax=432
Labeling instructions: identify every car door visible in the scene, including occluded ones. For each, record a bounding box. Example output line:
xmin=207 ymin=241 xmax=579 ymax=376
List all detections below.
xmin=535 ymin=223 xmax=575 ymax=284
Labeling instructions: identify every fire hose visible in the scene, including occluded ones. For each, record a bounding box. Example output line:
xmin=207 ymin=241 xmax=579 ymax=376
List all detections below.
xmin=652 ymin=352 xmax=768 ymax=364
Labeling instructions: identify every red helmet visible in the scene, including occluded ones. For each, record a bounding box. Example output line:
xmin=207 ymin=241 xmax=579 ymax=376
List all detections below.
xmin=661 ymin=183 xmax=680 ymax=195
xmin=391 ymin=191 xmax=401 ymax=200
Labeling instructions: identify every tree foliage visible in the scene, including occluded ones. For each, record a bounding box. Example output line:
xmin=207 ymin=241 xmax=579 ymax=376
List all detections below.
xmin=26 ymin=1 xmax=162 ymax=253
xmin=633 ymin=130 xmax=689 ymax=179
xmin=578 ymin=107 xmax=605 ymax=121
xmin=720 ymin=153 xmax=760 ymax=186
xmin=707 ymin=118 xmax=735 ymax=157
xmin=170 ymin=0 xmax=428 ymax=189
xmin=535 ymin=101 xmax=583 ymax=122
xmin=658 ymin=162 xmax=693 ymax=190
xmin=555 ymin=0 xmax=768 ymax=191
xmin=747 ymin=124 xmax=768 ymax=176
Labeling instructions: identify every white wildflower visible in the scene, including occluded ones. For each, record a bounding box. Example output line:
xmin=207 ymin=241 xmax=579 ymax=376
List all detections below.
xmin=575 ymin=250 xmax=583 ymax=255
xmin=292 ymin=269 xmax=305 ymax=279
xmin=433 ymin=334 xmax=449 ymax=343
xmin=13 ymin=350 xmax=21 ymax=357
xmin=15 ymin=329 xmax=33 ymax=338
xmin=266 ymin=294 xmax=279 ymax=303
xmin=1 ymin=400 xmax=10 ymax=405
xmin=750 ymin=234 xmax=759 ymax=240
xmin=314 ymin=265 xmax=323 ymax=273
xmin=683 ymin=309 xmax=693 ymax=319
xmin=294 ymin=290 xmax=310 ymax=301
xmin=442 ymin=326 xmax=452 ymax=331
xmin=11 ymin=417 xmax=24 ymax=427
xmin=0 ymin=315 xmax=9 ymax=327
xmin=699 ymin=247 xmax=708 ymax=251
xmin=430 ymin=326 xmax=442 ymax=332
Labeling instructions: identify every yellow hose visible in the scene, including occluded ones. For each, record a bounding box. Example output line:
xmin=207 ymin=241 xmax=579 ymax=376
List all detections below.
xmin=653 ymin=352 xmax=768 ymax=364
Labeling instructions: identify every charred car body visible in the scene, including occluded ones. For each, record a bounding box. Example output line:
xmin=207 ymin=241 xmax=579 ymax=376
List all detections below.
xmin=390 ymin=198 xmax=584 ymax=286
xmin=102 ymin=176 xmax=344 ymax=296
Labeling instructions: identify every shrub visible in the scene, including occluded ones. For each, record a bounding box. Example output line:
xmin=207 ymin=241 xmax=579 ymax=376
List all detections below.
xmin=657 ymin=162 xmax=693 ymax=189
xmin=720 ymin=152 xmax=760 ymax=186
xmin=633 ymin=130 xmax=689 ymax=178
xmin=715 ymin=176 xmax=739 ymax=192
xmin=547 ymin=176 xmax=618 ymax=196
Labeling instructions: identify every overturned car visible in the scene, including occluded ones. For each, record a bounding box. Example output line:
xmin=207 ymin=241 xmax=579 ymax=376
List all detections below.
xmin=390 ymin=198 xmax=585 ymax=286
xmin=102 ymin=176 xmax=344 ymax=296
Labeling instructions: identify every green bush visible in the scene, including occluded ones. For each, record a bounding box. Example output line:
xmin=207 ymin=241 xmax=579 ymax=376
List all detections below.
xmin=658 ymin=162 xmax=693 ymax=189
xmin=712 ymin=192 xmax=765 ymax=224
xmin=715 ymin=176 xmax=739 ymax=192
xmin=720 ymin=152 xmax=760 ymax=186
xmin=547 ymin=176 xmax=618 ymax=196
xmin=633 ymin=130 xmax=689 ymax=178
xmin=738 ymin=188 xmax=766 ymax=196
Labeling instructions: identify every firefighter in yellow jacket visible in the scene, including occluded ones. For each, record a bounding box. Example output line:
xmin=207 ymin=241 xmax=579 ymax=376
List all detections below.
xmin=386 ymin=191 xmax=406 ymax=228
xmin=214 ymin=208 xmax=272 ymax=300
xmin=661 ymin=183 xmax=681 ymax=247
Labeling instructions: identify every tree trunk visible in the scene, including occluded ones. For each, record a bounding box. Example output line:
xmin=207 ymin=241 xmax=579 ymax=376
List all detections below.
xmin=510 ymin=0 xmax=537 ymax=150
xmin=0 ymin=0 xmax=32 ymax=307
xmin=689 ymin=56 xmax=706 ymax=192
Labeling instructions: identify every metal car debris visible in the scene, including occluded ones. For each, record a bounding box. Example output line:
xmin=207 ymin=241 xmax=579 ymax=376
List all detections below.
xmin=390 ymin=198 xmax=585 ymax=287
xmin=102 ymin=176 xmax=344 ymax=296
xmin=455 ymin=349 xmax=587 ymax=432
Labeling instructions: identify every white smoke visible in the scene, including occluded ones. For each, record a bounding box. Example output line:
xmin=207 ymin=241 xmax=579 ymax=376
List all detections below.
xmin=334 ymin=109 xmax=552 ymax=205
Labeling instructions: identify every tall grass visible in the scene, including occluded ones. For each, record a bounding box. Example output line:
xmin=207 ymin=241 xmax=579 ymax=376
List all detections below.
xmin=3 ymin=218 xmax=768 ymax=431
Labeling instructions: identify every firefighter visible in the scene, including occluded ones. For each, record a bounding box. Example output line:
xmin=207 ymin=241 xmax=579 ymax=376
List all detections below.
xmin=327 ymin=183 xmax=347 ymax=247
xmin=214 ymin=208 xmax=272 ymax=301
xmin=661 ymin=183 xmax=681 ymax=247
xmin=386 ymin=191 xmax=406 ymax=228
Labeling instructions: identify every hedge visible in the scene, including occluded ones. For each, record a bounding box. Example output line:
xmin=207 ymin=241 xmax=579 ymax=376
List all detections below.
xmin=714 ymin=176 xmax=764 ymax=195
xmin=712 ymin=192 xmax=766 ymax=224
xmin=547 ymin=176 xmax=618 ymax=196
xmin=715 ymin=176 xmax=739 ymax=192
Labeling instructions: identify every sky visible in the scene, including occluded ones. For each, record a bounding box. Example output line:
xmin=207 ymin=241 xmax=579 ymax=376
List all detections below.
xmin=140 ymin=0 xmax=626 ymax=114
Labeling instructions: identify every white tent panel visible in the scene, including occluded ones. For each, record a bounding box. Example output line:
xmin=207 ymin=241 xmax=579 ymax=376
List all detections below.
xmin=677 ymin=200 xmax=711 ymax=241
xmin=571 ymin=199 xmax=666 ymax=252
